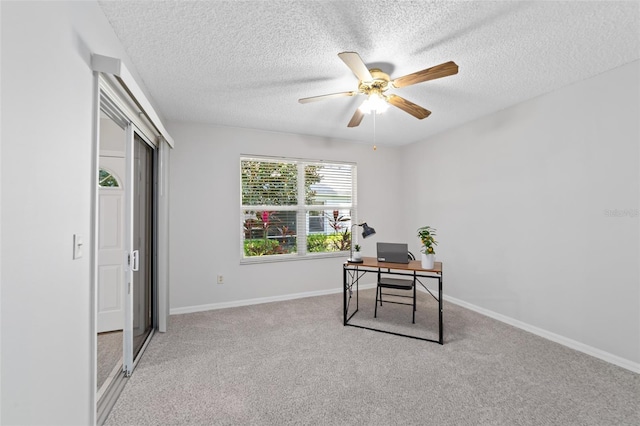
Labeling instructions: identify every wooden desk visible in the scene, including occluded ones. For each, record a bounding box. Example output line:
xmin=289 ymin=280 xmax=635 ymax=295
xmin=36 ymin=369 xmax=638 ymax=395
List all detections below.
xmin=343 ymin=257 xmax=444 ymax=344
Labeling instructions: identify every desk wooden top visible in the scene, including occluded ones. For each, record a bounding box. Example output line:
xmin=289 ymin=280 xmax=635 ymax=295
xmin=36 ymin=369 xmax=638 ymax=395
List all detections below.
xmin=345 ymin=256 xmax=442 ymax=273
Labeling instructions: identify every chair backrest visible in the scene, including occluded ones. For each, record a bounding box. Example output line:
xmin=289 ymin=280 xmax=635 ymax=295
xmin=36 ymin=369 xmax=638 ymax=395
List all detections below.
xmin=378 ymin=251 xmax=416 ymax=281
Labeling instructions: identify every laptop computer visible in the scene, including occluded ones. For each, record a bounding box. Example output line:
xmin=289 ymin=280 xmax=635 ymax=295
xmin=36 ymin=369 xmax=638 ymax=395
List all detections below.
xmin=376 ymin=242 xmax=410 ymax=264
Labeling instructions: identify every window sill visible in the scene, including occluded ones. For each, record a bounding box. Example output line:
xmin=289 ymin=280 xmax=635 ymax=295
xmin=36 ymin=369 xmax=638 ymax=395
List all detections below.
xmin=240 ymin=251 xmax=349 ymax=265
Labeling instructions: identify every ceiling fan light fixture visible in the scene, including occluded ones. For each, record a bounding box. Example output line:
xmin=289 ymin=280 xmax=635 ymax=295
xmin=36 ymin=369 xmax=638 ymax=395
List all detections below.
xmin=359 ymin=92 xmax=389 ymax=115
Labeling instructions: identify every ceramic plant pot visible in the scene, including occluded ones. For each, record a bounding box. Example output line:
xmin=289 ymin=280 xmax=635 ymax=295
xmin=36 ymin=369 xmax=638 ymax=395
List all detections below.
xmin=421 ymin=253 xmax=435 ymax=269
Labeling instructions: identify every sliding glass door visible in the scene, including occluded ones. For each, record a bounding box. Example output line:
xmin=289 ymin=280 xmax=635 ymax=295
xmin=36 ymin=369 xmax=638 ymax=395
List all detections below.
xmin=95 ymin=69 xmax=170 ymax=425
xmin=123 ymin=128 xmax=156 ymax=375
xmin=132 ymin=132 xmax=155 ymax=360
xmin=97 ymin=94 xmax=159 ymax=423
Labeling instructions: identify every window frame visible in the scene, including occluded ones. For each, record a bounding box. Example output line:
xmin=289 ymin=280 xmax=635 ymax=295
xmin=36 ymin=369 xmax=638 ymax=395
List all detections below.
xmin=240 ymin=155 xmax=357 ymax=264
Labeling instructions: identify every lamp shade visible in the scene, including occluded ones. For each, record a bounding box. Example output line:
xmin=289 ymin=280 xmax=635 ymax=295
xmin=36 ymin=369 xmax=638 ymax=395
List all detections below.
xmin=359 ymin=93 xmax=389 ymax=114
xmin=361 ymin=223 xmax=376 ymax=238
xmin=348 ymin=222 xmax=376 ymax=263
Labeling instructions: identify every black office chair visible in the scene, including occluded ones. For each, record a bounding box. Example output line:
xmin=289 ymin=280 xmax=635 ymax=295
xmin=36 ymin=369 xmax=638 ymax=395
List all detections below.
xmin=375 ymin=252 xmax=417 ymax=323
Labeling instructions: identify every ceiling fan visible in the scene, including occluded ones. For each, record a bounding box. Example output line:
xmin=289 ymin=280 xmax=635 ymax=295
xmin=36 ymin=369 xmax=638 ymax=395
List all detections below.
xmin=298 ymin=52 xmax=458 ymax=127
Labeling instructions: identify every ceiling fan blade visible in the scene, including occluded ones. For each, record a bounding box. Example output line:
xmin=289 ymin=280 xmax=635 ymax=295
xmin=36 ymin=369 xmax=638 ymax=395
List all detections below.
xmin=347 ymin=108 xmax=364 ymax=127
xmin=387 ymin=94 xmax=431 ymax=119
xmin=391 ymin=61 xmax=458 ymax=88
xmin=338 ymin=52 xmax=373 ymax=82
xmin=298 ymin=91 xmax=357 ymax=104
xmin=298 ymin=91 xmax=359 ymax=104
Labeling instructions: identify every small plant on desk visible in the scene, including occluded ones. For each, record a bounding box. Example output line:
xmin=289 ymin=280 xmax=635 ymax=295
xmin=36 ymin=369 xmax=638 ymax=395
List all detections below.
xmin=417 ymin=226 xmax=437 ymax=255
xmin=352 ymin=244 xmax=362 ymax=261
xmin=417 ymin=226 xmax=437 ymax=269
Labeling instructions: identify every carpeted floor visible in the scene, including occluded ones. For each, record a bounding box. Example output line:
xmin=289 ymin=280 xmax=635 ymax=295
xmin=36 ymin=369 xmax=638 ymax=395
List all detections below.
xmin=105 ymin=290 xmax=639 ymax=425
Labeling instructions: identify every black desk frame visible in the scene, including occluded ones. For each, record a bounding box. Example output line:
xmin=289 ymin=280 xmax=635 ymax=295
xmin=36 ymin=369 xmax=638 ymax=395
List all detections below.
xmin=343 ymin=258 xmax=443 ymax=344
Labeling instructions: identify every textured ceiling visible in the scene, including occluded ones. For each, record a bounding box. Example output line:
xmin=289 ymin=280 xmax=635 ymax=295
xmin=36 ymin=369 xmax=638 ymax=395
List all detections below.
xmin=98 ymin=1 xmax=639 ymax=146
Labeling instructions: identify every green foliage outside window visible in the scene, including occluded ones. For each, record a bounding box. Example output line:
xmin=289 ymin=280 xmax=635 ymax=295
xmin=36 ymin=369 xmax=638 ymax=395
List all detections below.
xmin=325 ymin=210 xmax=351 ymax=251
xmin=244 ymin=239 xmax=296 ymax=256
xmin=306 ymin=233 xmax=351 ymax=253
xmin=99 ymin=169 xmax=119 ymax=187
xmin=241 ymin=161 xmax=321 ymax=205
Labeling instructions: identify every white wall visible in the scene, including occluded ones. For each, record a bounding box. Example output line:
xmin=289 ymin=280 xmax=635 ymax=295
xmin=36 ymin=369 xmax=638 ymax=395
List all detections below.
xmin=401 ymin=61 xmax=640 ymax=368
xmin=1 ymin=1 xmax=155 ymax=424
xmin=167 ymin=123 xmax=403 ymax=311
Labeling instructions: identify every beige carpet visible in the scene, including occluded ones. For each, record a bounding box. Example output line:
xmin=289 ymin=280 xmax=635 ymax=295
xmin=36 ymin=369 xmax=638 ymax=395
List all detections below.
xmin=105 ymin=290 xmax=639 ymax=425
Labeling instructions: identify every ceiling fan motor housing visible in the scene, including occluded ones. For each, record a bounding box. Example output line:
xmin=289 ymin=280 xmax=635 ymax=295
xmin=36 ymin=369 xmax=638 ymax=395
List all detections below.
xmin=358 ymin=68 xmax=391 ymax=96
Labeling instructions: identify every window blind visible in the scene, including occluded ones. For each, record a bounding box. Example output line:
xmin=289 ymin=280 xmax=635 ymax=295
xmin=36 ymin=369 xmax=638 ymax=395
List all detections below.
xmin=240 ymin=156 xmax=356 ymax=261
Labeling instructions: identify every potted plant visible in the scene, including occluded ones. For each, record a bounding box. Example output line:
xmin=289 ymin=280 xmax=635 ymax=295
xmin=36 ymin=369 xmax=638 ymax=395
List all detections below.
xmin=352 ymin=244 xmax=362 ymax=261
xmin=417 ymin=226 xmax=437 ymax=269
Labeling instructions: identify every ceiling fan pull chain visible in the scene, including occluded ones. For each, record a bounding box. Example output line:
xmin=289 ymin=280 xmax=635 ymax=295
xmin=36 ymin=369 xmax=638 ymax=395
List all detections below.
xmin=373 ymin=112 xmax=377 ymax=151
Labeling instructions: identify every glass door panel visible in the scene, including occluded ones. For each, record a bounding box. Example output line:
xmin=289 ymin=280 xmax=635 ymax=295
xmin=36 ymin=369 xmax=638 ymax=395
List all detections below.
xmin=132 ymin=132 xmax=154 ymax=358
xmin=123 ymin=129 xmax=155 ymax=375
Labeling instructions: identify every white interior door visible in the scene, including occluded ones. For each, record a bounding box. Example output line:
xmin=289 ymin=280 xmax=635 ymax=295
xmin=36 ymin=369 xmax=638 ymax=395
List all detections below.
xmin=97 ymin=156 xmax=126 ymax=333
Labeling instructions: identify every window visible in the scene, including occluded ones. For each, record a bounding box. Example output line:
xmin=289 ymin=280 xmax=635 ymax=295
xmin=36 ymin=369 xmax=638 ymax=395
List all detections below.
xmin=99 ymin=168 xmax=120 ymax=187
xmin=241 ymin=156 xmax=356 ymax=260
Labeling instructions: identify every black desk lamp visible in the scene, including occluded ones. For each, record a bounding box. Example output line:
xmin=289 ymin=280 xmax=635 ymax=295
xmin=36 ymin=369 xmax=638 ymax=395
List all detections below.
xmin=348 ymin=222 xmax=376 ymax=263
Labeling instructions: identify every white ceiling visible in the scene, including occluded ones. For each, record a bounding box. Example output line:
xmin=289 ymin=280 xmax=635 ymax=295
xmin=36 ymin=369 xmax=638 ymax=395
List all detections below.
xmin=98 ymin=1 xmax=639 ymax=147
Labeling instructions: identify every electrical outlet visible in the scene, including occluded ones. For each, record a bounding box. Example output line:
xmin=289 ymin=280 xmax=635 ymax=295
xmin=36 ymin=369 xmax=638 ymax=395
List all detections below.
xmin=217 ymin=275 xmax=224 ymax=284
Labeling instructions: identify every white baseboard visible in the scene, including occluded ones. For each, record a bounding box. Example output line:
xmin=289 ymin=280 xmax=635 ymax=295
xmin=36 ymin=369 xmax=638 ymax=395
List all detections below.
xmin=171 ymin=284 xmax=639 ymax=374
xmin=169 ymin=283 xmax=377 ymax=315
xmin=417 ymin=287 xmax=640 ymax=374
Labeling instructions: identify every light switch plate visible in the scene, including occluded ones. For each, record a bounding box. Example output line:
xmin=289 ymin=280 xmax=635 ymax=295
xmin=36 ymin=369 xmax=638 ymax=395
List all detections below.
xmin=73 ymin=234 xmax=83 ymax=259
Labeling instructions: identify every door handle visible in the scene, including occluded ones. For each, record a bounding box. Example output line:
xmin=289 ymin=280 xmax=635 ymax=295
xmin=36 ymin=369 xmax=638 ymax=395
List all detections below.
xmin=132 ymin=250 xmax=139 ymax=272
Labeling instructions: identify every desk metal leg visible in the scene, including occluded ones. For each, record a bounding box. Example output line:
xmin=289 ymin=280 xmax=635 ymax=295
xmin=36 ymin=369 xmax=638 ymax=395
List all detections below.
xmin=438 ymin=274 xmax=443 ymax=345
xmin=412 ymin=271 xmax=416 ymax=324
xmin=344 ymin=267 xmax=363 ymax=324
xmin=343 ymin=266 xmax=347 ymax=326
